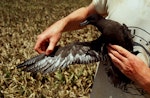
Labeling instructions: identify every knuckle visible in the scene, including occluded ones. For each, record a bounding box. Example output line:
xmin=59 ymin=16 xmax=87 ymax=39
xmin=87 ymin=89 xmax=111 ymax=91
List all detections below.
xmin=37 ymin=34 xmax=43 ymax=39
xmin=118 ymin=49 xmax=123 ymax=54
xmin=34 ymin=47 xmax=38 ymax=51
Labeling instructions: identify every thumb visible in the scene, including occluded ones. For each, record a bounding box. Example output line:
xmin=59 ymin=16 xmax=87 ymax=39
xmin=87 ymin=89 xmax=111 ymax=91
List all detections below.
xmin=46 ymin=41 xmax=56 ymax=55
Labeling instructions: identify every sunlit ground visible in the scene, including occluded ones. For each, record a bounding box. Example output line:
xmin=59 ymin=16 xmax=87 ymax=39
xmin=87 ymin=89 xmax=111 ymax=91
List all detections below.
xmin=0 ymin=0 xmax=102 ymax=97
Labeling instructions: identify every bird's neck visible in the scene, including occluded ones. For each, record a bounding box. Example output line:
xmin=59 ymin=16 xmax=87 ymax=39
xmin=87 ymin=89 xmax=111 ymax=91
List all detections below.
xmin=94 ymin=19 xmax=106 ymax=32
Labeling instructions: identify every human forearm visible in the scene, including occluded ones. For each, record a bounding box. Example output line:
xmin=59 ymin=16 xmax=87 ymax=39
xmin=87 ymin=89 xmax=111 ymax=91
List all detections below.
xmin=62 ymin=8 xmax=95 ymax=31
xmin=57 ymin=3 xmax=97 ymax=32
xmin=34 ymin=3 xmax=97 ymax=55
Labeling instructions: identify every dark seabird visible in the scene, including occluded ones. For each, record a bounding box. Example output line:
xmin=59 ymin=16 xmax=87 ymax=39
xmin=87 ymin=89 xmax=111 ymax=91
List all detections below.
xmin=17 ymin=14 xmax=137 ymax=87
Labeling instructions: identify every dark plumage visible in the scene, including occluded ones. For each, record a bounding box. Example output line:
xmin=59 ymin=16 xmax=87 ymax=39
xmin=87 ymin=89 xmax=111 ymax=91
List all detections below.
xmin=17 ymin=14 xmax=135 ymax=87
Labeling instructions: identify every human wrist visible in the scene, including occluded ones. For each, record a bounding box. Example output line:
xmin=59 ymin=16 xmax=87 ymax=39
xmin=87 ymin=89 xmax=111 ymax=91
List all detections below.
xmin=52 ymin=18 xmax=68 ymax=33
xmin=141 ymin=68 xmax=150 ymax=92
xmin=135 ymin=66 xmax=150 ymax=93
xmin=60 ymin=17 xmax=70 ymax=32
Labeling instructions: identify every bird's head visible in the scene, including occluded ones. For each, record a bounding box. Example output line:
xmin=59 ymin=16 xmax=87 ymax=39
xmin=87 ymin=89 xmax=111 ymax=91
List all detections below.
xmin=80 ymin=14 xmax=104 ymax=26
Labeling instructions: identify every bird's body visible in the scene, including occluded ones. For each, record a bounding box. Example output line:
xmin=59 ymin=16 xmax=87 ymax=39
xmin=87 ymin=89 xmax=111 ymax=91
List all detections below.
xmin=17 ymin=14 xmax=135 ymax=88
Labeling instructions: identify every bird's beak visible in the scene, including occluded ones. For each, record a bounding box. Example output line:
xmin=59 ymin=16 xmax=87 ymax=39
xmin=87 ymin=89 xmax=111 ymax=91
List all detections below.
xmin=80 ymin=20 xmax=90 ymax=26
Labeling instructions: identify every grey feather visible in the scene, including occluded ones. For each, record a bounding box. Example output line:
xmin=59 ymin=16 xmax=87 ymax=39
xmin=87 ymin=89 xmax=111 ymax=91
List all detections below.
xmin=17 ymin=14 xmax=137 ymax=87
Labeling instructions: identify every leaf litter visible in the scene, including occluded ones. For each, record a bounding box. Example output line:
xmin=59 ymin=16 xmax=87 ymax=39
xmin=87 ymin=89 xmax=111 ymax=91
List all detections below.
xmin=0 ymin=0 xmax=101 ymax=98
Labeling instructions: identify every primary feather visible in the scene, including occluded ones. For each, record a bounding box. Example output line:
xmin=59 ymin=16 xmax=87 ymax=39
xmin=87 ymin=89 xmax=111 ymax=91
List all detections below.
xmin=18 ymin=39 xmax=105 ymax=74
xmin=17 ymin=14 xmax=134 ymax=87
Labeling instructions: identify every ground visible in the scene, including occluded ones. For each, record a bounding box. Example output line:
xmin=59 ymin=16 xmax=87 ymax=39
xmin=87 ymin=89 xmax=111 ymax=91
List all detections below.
xmin=0 ymin=0 xmax=101 ymax=98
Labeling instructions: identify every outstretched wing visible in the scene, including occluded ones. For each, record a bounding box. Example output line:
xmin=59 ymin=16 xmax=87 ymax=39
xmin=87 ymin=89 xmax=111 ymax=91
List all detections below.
xmin=17 ymin=42 xmax=103 ymax=74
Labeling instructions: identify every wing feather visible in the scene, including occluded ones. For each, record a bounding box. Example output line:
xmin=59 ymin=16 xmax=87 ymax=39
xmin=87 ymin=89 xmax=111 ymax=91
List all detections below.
xmin=17 ymin=42 xmax=103 ymax=74
xmin=17 ymin=54 xmax=46 ymax=68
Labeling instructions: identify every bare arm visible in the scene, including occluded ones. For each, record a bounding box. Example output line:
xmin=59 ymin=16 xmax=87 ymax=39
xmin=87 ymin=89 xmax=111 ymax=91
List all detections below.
xmin=34 ymin=3 xmax=97 ymax=55
xmin=62 ymin=3 xmax=97 ymax=31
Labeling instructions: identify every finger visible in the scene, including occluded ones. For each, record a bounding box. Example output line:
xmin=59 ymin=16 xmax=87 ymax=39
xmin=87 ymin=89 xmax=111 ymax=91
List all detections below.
xmin=46 ymin=40 xmax=57 ymax=55
xmin=34 ymin=37 xmax=46 ymax=54
xmin=108 ymin=52 xmax=124 ymax=70
xmin=41 ymin=41 xmax=49 ymax=51
xmin=108 ymin=44 xmax=131 ymax=57
xmin=108 ymin=45 xmax=127 ymax=62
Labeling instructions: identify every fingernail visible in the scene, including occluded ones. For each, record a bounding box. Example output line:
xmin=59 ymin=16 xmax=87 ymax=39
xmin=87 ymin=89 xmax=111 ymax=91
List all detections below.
xmin=46 ymin=50 xmax=52 ymax=55
xmin=108 ymin=53 xmax=113 ymax=58
xmin=108 ymin=44 xmax=112 ymax=46
xmin=107 ymin=44 xmax=111 ymax=48
xmin=108 ymin=52 xmax=111 ymax=56
xmin=45 ymin=51 xmax=49 ymax=55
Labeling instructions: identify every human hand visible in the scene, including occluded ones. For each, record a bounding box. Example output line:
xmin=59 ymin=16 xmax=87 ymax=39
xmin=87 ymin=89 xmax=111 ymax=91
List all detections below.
xmin=107 ymin=44 xmax=149 ymax=82
xmin=34 ymin=23 xmax=62 ymax=55
xmin=107 ymin=44 xmax=150 ymax=93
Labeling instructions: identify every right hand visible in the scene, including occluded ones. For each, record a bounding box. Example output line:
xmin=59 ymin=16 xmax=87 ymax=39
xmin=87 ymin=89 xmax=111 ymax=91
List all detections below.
xmin=34 ymin=22 xmax=62 ymax=55
xmin=34 ymin=3 xmax=96 ymax=55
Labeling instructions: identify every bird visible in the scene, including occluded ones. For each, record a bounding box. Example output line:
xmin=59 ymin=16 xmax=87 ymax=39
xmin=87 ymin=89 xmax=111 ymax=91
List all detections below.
xmin=17 ymin=14 xmax=136 ymax=88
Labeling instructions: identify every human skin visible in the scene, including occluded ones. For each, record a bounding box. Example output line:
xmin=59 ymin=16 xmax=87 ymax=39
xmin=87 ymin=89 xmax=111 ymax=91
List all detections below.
xmin=34 ymin=3 xmax=97 ymax=55
xmin=34 ymin=2 xmax=150 ymax=94
xmin=107 ymin=44 xmax=150 ymax=93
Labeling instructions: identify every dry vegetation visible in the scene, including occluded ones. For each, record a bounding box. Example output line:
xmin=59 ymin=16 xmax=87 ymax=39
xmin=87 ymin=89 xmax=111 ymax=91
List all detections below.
xmin=0 ymin=0 xmax=101 ymax=98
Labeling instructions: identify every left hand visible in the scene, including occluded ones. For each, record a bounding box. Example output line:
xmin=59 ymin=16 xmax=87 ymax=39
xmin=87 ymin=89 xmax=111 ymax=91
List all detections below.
xmin=107 ymin=44 xmax=149 ymax=82
xmin=107 ymin=44 xmax=150 ymax=93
